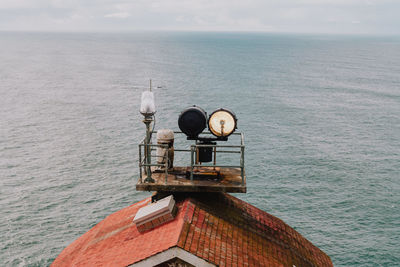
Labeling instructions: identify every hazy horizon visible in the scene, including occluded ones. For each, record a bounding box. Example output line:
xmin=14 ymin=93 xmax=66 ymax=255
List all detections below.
xmin=1 ymin=0 xmax=399 ymax=35
xmin=1 ymin=29 xmax=400 ymax=39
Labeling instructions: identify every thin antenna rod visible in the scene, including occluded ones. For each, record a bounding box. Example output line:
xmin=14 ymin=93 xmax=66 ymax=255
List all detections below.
xmin=150 ymin=79 xmax=152 ymax=92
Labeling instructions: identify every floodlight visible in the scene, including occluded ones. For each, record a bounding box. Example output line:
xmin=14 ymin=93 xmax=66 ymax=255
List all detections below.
xmin=208 ymin=108 xmax=237 ymax=137
xmin=178 ymin=106 xmax=207 ymax=139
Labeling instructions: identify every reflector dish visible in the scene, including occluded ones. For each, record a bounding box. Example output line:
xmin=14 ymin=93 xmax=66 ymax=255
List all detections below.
xmin=208 ymin=108 xmax=237 ymax=137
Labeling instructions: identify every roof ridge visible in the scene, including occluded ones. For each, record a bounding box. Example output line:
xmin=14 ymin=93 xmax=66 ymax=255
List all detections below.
xmin=176 ymin=199 xmax=195 ymax=248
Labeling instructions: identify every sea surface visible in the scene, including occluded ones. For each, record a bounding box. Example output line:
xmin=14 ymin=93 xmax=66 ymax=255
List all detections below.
xmin=1 ymin=32 xmax=399 ymax=266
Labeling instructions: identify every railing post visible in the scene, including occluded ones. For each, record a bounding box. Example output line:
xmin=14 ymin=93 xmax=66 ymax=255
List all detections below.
xmin=165 ymin=147 xmax=168 ymax=184
xmin=190 ymin=145 xmax=194 ymax=181
xmin=241 ymin=145 xmax=245 ymax=185
xmin=213 ymin=146 xmax=216 ymax=170
xmin=139 ymin=144 xmax=142 ymax=183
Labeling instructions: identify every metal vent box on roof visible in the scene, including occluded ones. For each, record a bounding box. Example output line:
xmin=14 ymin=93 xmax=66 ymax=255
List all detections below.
xmin=133 ymin=195 xmax=176 ymax=232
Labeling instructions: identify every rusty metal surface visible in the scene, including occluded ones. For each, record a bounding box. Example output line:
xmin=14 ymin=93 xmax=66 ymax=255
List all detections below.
xmin=136 ymin=167 xmax=246 ymax=193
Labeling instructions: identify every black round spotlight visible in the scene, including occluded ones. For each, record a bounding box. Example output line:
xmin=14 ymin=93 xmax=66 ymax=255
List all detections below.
xmin=178 ymin=106 xmax=207 ymax=139
xmin=208 ymin=108 xmax=237 ymax=138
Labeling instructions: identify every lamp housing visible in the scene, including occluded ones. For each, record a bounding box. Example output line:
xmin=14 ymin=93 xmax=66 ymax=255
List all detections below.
xmin=140 ymin=91 xmax=156 ymax=116
xmin=208 ymin=108 xmax=237 ymax=138
xmin=178 ymin=106 xmax=207 ymax=139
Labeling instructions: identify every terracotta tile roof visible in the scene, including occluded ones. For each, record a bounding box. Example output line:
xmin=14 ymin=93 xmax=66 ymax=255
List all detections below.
xmin=52 ymin=193 xmax=333 ymax=267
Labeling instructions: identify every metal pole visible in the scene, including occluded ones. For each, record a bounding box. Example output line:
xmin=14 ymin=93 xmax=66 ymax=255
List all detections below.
xmin=190 ymin=146 xmax=194 ymax=181
xmin=165 ymin=149 xmax=168 ymax=184
xmin=195 ymin=141 xmax=199 ymax=165
xmin=213 ymin=146 xmax=216 ymax=170
xmin=139 ymin=145 xmax=142 ymax=183
xmin=143 ymin=115 xmax=154 ymax=183
xmin=240 ymin=146 xmax=245 ymax=185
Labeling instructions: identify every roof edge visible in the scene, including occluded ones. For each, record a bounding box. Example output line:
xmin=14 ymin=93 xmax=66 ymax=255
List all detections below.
xmin=129 ymin=246 xmax=216 ymax=267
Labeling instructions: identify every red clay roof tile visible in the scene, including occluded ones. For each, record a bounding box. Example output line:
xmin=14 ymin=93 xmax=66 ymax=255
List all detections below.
xmin=52 ymin=193 xmax=332 ymax=267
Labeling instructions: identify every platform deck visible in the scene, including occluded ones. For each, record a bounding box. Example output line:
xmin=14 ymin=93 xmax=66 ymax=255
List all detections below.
xmin=136 ymin=167 xmax=246 ymax=193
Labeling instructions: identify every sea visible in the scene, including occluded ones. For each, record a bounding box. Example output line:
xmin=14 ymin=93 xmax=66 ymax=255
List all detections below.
xmin=0 ymin=32 xmax=399 ymax=266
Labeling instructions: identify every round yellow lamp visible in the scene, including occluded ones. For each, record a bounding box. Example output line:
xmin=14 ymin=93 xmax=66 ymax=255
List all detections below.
xmin=208 ymin=108 xmax=237 ymax=138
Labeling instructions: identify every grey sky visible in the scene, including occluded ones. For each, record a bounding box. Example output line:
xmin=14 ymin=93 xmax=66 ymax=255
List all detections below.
xmin=0 ymin=0 xmax=399 ymax=34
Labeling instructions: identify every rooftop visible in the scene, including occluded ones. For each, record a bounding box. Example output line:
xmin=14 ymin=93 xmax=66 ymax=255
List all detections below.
xmin=52 ymin=193 xmax=332 ymax=267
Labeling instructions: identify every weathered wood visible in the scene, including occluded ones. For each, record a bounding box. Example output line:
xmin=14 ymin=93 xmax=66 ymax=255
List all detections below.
xmin=136 ymin=167 xmax=246 ymax=193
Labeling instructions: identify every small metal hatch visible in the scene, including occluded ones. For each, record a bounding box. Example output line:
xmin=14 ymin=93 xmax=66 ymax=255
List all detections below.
xmin=133 ymin=195 xmax=177 ymax=232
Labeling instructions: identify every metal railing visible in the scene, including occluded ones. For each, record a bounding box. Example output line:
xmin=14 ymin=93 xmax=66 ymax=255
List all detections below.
xmin=138 ymin=131 xmax=245 ymax=185
xmin=139 ymin=143 xmax=169 ymax=183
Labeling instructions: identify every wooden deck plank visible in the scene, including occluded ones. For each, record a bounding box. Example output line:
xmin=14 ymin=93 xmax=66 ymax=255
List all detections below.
xmin=136 ymin=167 xmax=246 ymax=193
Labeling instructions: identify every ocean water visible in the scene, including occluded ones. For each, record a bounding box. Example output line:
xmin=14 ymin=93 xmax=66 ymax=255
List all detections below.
xmin=1 ymin=32 xmax=399 ymax=266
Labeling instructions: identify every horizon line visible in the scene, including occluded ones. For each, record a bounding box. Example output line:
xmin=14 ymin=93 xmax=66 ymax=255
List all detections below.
xmin=1 ymin=29 xmax=399 ymax=37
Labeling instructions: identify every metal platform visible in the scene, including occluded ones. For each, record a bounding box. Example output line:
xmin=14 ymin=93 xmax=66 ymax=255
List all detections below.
xmin=138 ymin=131 xmax=246 ymax=193
xmin=136 ymin=166 xmax=246 ymax=193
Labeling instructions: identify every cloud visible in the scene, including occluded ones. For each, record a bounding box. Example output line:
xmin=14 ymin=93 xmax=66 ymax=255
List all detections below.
xmin=0 ymin=0 xmax=399 ymax=34
xmin=104 ymin=12 xmax=130 ymax=19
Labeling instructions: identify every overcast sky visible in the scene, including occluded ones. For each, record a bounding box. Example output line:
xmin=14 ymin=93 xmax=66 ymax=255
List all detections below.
xmin=0 ymin=0 xmax=399 ymax=34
